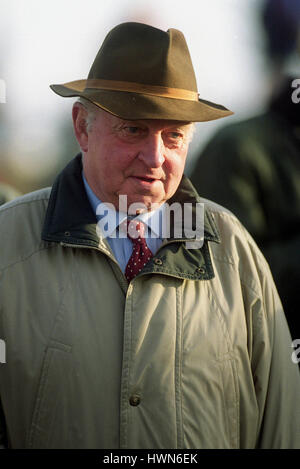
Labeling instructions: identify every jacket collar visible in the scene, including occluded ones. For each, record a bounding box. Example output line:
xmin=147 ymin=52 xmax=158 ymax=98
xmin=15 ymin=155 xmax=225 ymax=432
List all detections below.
xmin=42 ymin=154 xmax=220 ymax=280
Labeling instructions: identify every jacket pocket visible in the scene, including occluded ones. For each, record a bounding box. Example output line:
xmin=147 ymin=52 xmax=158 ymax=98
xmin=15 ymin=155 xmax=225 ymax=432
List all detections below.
xmin=26 ymin=341 xmax=72 ymax=449
xmin=217 ymin=355 xmax=240 ymax=448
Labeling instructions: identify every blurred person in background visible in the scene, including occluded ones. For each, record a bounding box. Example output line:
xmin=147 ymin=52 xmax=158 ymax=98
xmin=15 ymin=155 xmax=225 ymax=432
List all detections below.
xmin=0 ymin=182 xmax=20 ymax=206
xmin=191 ymin=0 xmax=300 ymax=341
xmin=0 ymin=22 xmax=299 ymax=450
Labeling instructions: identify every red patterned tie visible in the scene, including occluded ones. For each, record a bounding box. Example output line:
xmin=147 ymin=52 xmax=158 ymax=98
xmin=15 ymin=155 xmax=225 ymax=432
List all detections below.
xmin=125 ymin=219 xmax=153 ymax=282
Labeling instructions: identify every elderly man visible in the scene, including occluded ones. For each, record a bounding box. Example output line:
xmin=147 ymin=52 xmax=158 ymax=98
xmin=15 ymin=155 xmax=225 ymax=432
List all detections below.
xmin=0 ymin=22 xmax=299 ymax=450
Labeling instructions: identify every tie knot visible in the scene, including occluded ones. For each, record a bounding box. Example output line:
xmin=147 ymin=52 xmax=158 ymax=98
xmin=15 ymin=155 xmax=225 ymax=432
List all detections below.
xmin=126 ymin=219 xmax=146 ymax=242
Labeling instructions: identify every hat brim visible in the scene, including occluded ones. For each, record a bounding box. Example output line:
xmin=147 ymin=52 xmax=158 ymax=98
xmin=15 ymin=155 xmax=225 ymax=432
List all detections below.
xmin=50 ymin=83 xmax=233 ymax=122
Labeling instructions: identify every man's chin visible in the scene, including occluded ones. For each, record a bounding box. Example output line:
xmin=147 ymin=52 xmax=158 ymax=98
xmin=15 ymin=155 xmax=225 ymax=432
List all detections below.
xmin=114 ymin=189 xmax=166 ymax=214
xmin=114 ymin=195 xmax=162 ymax=214
xmin=127 ymin=199 xmax=163 ymax=215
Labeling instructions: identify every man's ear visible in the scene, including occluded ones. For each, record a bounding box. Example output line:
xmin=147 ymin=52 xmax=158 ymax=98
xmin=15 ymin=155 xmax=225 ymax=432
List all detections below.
xmin=72 ymin=103 xmax=89 ymax=152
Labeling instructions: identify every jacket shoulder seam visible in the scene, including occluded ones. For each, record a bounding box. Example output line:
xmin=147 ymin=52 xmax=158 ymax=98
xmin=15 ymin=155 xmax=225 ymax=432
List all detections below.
xmin=0 ymin=243 xmax=55 ymax=274
xmin=211 ymin=255 xmax=261 ymax=298
xmin=0 ymin=197 xmax=50 ymax=215
xmin=206 ymin=206 xmax=240 ymax=224
xmin=239 ymin=276 xmax=261 ymax=299
xmin=208 ymin=210 xmax=266 ymax=297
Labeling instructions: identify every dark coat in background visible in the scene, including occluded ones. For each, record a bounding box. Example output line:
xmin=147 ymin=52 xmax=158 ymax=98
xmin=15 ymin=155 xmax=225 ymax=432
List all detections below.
xmin=191 ymin=78 xmax=300 ymax=340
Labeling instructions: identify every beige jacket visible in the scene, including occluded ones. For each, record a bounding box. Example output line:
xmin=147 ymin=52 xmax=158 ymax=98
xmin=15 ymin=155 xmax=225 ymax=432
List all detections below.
xmin=0 ymin=155 xmax=299 ymax=449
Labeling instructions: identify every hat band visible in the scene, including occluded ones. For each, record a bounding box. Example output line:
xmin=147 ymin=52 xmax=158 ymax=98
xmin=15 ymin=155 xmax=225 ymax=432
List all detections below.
xmin=62 ymin=79 xmax=199 ymax=101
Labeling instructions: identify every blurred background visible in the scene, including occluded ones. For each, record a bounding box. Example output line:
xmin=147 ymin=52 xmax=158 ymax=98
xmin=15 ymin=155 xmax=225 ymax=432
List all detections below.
xmin=2 ymin=0 xmax=298 ymax=194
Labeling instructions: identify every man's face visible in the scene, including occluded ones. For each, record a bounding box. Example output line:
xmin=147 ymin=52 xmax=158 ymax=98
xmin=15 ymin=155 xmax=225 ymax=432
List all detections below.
xmin=78 ymin=107 xmax=193 ymax=213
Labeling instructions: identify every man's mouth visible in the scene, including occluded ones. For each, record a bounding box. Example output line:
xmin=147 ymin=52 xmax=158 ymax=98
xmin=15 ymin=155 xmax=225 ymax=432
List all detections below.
xmin=133 ymin=176 xmax=159 ymax=183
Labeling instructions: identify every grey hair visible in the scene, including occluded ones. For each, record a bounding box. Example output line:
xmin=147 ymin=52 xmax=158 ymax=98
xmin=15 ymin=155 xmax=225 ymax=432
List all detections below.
xmin=185 ymin=123 xmax=196 ymax=143
xmin=75 ymin=97 xmax=100 ymax=132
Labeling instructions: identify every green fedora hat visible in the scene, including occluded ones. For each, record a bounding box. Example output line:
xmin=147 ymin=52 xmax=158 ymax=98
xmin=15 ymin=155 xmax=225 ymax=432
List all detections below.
xmin=50 ymin=22 xmax=233 ymax=122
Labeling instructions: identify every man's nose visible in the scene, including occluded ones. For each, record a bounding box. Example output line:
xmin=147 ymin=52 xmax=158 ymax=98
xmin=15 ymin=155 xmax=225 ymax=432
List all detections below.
xmin=138 ymin=133 xmax=165 ymax=168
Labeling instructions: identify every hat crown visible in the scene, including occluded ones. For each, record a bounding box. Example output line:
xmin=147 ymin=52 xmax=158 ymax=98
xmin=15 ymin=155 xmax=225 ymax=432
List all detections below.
xmin=50 ymin=22 xmax=233 ymax=122
xmin=88 ymin=22 xmax=198 ymax=92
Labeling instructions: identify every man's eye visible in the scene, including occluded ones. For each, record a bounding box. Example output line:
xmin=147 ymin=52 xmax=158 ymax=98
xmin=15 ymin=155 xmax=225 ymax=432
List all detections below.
xmin=123 ymin=126 xmax=141 ymax=135
xmin=169 ymin=132 xmax=182 ymax=139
